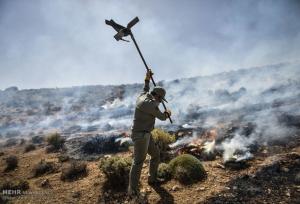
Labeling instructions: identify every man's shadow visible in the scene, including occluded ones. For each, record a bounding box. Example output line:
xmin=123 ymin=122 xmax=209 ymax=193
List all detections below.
xmin=150 ymin=184 xmax=174 ymax=204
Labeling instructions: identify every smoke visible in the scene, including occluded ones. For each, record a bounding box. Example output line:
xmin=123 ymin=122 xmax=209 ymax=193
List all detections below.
xmin=221 ymin=133 xmax=255 ymax=162
xmin=169 ymin=132 xmax=198 ymax=149
xmin=0 ymin=61 xmax=299 ymax=161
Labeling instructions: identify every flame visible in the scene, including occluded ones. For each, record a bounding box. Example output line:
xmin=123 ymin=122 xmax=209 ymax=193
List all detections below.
xmin=203 ymin=140 xmax=215 ymax=154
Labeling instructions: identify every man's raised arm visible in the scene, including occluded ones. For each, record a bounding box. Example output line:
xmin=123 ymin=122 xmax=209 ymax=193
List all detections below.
xmin=143 ymin=69 xmax=153 ymax=93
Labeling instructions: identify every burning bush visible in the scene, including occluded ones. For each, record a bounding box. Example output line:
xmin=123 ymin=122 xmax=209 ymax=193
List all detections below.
xmin=61 ymin=161 xmax=87 ymax=181
xmin=0 ymin=179 xmax=29 ymax=196
xmin=24 ymin=144 xmax=36 ymax=153
xmin=32 ymin=160 xmax=56 ymax=177
xmin=98 ymin=156 xmax=132 ymax=188
xmin=157 ymin=163 xmax=172 ymax=181
xmin=169 ymin=154 xmax=206 ymax=185
xmin=46 ymin=132 xmax=65 ymax=152
xmin=152 ymin=128 xmax=175 ymax=161
xmin=4 ymin=155 xmax=18 ymax=172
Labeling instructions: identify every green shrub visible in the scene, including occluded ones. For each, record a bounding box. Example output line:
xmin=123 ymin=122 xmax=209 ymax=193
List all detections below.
xmin=169 ymin=154 xmax=206 ymax=185
xmin=33 ymin=159 xmax=55 ymax=177
xmin=151 ymin=128 xmax=175 ymax=147
xmin=99 ymin=156 xmax=132 ymax=188
xmin=58 ymin=154 xmax=70 ymax=163
xmin=24 ymin=144 xmax=36 ymax=153
xmin=61 ymin=161 xmax=87 ymax=181
xmin=0 ymin=179 xmax=29 ymax=196
xmin=157 ymin=163 xmax=172 ymax=181
xmin=151 ymin=128 xmax=175 ymax=162
xmin=31 ymin=135 xmax=44 ymax=144
xmin=46 ymin=133 xmax=65 ymax=152
xmin=5 ymin=155 xmax=18 ymax=172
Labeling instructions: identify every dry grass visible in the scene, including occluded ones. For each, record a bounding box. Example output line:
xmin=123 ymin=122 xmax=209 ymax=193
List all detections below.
xmin=4 ymin=155 xmax=18 ymax=172
xmin=61 ymin=161 xmax=87 ymax=181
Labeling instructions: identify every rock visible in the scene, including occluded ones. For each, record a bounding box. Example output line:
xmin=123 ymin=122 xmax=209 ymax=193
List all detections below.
xmin=285 ymin=189 xmax=290 ymax=197
xmin=196 ymin=187 xmax=206 ymax=191
xmin=280 ymin=167 xmax=289 ymax=173
xmin=72 ymin=191 xmax=81 ymax=198
xmin=40 ymin=179 xmax=51 ymax=188
xmin=215 ymin=163 xmax=225 ymax=169
xmin=171 ymin=185 xmax=180 ymax=191
xmin=295 ymin=172 xmax=300 ymax=184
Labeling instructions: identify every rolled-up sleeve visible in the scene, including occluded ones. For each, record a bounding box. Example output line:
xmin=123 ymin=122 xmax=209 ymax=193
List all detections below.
xmin=143 ymin=80 xmax=150 ymax=93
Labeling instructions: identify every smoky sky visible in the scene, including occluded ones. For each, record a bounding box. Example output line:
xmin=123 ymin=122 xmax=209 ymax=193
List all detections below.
xmin=0 ymin=0 xmax=299 ymax=90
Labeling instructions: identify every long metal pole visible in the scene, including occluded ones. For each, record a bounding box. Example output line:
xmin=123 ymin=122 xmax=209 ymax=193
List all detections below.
xmin=130 ymin=32 xmax=173 ymax=124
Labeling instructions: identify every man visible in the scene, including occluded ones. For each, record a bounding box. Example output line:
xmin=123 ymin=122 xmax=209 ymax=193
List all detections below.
xmin=128 ymin=69 xmax=171 ymax=196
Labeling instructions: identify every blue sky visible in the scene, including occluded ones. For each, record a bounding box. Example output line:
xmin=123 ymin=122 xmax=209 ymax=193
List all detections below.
xmin=0 ymin=0 xmax=299 ymax=89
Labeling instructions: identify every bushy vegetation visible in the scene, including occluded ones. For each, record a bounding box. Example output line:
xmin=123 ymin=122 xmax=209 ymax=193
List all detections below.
xmin=31 ymin=135 xmax=44 ymax=144
xmin=24 ymin=143 xmax=36 ymax=153
xmin=157 ymin=163 xmax=172 ymax=181
xmin=0 ymin=179 xmax=29 ymax=196
xmin=19 ymin=138 xmax=26 ymax=145
xmin=61 ymin=161 xmax=87 ymax=181
xmin=168 ymin=154 xmax=206 ymax=185
xmin=4 ymin=138 xmax=18 ymax=147
xmin=99 ymin=156 xmax=132 ymax=188
xmin=151 ymin=128 xmax=176 ymax=162
xmin=5 ymin=155 xmax=18 ymax=172
xmin=151 ymin=128 xmax=175 ymax=148
xmin=33 ymin=159 xmax=55 ymax=177
xmin=46 ymin=133 xmax=65 ymax=152
xmin=58 ymin=154 xmax=70 ymax=163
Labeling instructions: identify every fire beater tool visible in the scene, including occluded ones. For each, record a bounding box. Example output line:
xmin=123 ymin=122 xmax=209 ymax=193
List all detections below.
xmin=105 ymin=17 xmax=173 ymax=123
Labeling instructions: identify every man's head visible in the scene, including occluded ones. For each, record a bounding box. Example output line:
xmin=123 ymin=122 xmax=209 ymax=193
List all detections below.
xmin=151 ymin=86 xmax=167 ymax=103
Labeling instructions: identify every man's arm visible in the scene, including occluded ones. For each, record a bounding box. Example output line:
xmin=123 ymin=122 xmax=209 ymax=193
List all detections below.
xmin=140 ymin=99 xmax=168 ymax=121
xmin=142 ymin=69 xmax=153 ymax=93
xmin=143 ymin=79 xmax=150 ymax=93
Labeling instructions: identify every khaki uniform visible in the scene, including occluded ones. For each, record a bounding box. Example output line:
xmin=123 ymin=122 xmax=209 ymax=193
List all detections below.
xmin=128 ymin=80 xmax=167 ymax=192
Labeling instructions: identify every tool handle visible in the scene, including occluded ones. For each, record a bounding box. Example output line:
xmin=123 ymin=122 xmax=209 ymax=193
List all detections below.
xmin=130 ymin=32 xmax=173 ymax=124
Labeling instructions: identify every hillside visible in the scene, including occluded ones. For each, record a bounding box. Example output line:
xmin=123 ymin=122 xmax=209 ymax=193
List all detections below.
xmin=0 ymin=62 xmax=300 ymax=203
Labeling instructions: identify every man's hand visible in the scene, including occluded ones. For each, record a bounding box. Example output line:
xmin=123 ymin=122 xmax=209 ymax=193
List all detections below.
xmin=145 ymin=69 xmax=154 ymax=81
xmin=164 ymin=109 xmax=172 ymax=117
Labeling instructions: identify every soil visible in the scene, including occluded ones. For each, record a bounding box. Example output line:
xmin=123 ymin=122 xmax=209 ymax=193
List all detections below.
xmin=0 ymin=138 xmax=300 ymax=204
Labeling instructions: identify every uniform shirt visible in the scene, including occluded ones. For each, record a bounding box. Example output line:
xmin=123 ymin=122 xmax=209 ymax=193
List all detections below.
xmin=131 ymin=80 xmax=167 ymax=132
